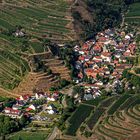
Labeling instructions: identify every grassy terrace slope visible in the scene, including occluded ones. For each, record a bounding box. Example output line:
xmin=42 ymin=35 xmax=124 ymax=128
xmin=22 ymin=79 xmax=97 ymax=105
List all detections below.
xmin=0 ymin=37 xmax=30 ymax=91
xmin=0 ymin=0 xmax=75 ymax=43
xmin=125 ymin=2 xmax=140 ymax=25
xmin=64 ymin=94 xmax=140 ymax=140
xmin=0 ymin=0 xmax=72 ymax=96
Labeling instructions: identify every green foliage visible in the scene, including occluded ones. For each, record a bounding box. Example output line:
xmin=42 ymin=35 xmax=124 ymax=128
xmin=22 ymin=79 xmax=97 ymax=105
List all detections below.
xmin=72 ymin=11 xmax=82 ymax=21
xmin=107 ymin=94 xmax=132 ymax=115
xmin=0 ymin=115 xmax=19 ymax=136
xmin=31 ymin=99 xmax=46 ymax=106
xmin=66 ymin=104 xmax=93 ymax=136
xmin=84 ymin=96 xmax=106 ymax=106
xmin=119 ymin=95 xmax=140 ymax=110
xmin=59 ymin=79 xmax=70 ymax=89
xmin=3 ymin=98 xmax=16 ymax=108
xmin=72 ymin=86 xmax=84 ymax=97
xmin=19 ymin=116 xmax=29 ymax=127
xmin=87 ymin=107 xmax=106 ymax=130
xmin=73 ymin=0 xmax=123 ymax=40
xmin=9 ymin=131 xmax=49 ymax=140
xmin=83 ymin=131 xmax=92 ymax=138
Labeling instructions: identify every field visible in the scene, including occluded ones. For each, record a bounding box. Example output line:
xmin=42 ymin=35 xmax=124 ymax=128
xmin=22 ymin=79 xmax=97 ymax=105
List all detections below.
xmin=64 ymin=94 xmax=140 ymax=140
xmin=65 ymin=104 xmax=93 ymax=136
xmin=125 ymin=2 xmax=140 ymax=25
xmin=0 ymin=37 xmax=30 ymax=90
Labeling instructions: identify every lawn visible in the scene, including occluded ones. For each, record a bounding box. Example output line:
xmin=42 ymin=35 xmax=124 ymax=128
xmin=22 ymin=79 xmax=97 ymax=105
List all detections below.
xmin=9 ymin=131 xmax=49 ymax=140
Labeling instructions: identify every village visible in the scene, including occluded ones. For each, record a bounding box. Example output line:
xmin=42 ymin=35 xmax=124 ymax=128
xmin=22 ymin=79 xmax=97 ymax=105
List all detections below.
xmin=0 ymin=28 xmax=137 ymax=121
xmin=0 ymin=91 xmax=62 ymax=124
xmin=73 ymin=28 xmax=137 ymax=101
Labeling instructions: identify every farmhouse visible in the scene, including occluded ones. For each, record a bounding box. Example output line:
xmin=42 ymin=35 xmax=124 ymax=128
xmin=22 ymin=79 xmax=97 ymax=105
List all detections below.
xmin=4 ymin=107 xmax=22 ymax=119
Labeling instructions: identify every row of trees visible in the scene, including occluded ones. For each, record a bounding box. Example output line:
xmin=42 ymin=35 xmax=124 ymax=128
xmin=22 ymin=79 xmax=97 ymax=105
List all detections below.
xmin=56 ymin=95 xmax=76 ymax=131
xmin=0 ymin=115 xmax=29 ymax=136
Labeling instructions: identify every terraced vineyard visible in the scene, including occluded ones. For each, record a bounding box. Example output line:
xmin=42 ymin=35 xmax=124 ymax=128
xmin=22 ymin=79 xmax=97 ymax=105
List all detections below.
xmin=0 ymin=37 xmax=30 ymax=91
xmin=64 ymin=94 xmax=140 ymax=140
xmin=0 ymin=0 xmax=73 ymax=96
xmin=125 ymin=2 xmax=140 ymax=25
xmin=0 ymin=0 xmax=75 ymax=43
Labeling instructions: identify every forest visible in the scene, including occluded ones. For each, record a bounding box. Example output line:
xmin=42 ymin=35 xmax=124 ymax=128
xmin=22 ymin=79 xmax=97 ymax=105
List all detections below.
xmin=72 ymin=0 xmax=140 ymax=41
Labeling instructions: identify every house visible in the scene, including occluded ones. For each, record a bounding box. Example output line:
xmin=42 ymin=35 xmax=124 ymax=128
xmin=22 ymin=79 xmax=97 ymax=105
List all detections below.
xmin=4 ymin=107 xmax=22 ymax=119
xmin=14 ymin=30 xmax=25 ymax=37
xmin=93 ymin=56 xmax=102 ymax=62
xmin=125 ymin=35 xmax=131 ymax=40
xmin=12 ymin=104 xmax=22 ymax=110
xmin=128 ymin=43 xmax=136 ymax=54
xmin=79 ymin=56 xmax=85 ymax=63
xmin=84 ymin=94 xmax=93 ymax=101
xmin=82 ymin=43 xmax=89 ymax=51
xmin=52 ymin=91 xmax=59 ymax=100
xmin=85 ymin=55 xmax=92 ymax=62
xmin=93 ymin=90 xmax=101 ymax=98
xmin=47 ymin=96 xmax=55 ymax=101
xmin=78 ymin=72 xmax=83 ymax=79
xmin=17 ymin=95 xmax=30 ymax=101
xmin=85 ymin=69 xmax=97 ymax=79
xmin=47 ymin=110 xmax=55 ymax=114
xmin=98 ymin=37 xmax=109 ymax=43
xmin=96 ymin=81 xmax=103 ymax=86
xmin=35 ymin=92 xmax=46 ymax=99
xmin=74 ymin=45 xmax=80 ymax=52
xmin=123 ymin=49 xmax=131 ymax=57
xmin=101 ymin=52 xmax=111 ymax=62
xmin=93 ymin=44 xmax=102 ymax=53
xmin=46 ymin=104 xmax=56 ymax=114
xmin=26 ymin=104 xmax=36 ymax=111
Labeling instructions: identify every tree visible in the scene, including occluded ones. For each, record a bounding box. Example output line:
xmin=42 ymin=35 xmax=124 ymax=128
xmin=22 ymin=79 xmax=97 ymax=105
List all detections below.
xmin=59 ymin=79 xmax=70 ymax=88
xmin=19 ymin=116 xmax=28 ymax=127
xmin=122 ymin=69 xmax=132 ymax=79
xmin=72 ymin=11 xmax=82 ymax=21
xmin=72 ymin=86 xmax=84 ymax=98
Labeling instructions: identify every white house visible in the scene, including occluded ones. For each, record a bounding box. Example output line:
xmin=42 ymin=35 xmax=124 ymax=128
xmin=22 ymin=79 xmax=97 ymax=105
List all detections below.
xmin=35 ymin=92 xmax=46 ymax=99
xmin=28 ymin=104 xmax=36 ymax=110
xmin=47 ymin=97 xmax=55 ymax=101
xmin=47 ymin=110 xmax=54 ymax=114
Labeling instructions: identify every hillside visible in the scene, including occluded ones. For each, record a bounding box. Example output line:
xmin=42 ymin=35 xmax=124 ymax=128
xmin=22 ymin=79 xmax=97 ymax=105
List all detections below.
xmin=0 ymin=0 xmax=73 ymax=96
xmin=62 ymin=94 xmax=140 ymax=140
xmin=71 ymin=0 xmax=123 ymax=41
xmin=0 ymin=0 xmax=76 ymax=43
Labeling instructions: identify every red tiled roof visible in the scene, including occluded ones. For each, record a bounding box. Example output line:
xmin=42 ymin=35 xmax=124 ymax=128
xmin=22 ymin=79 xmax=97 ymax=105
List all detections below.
xmin=82 ymin=43 xmax=89 ymax=50
xmin=98 ymin=37 xmax=108 ymax=42
xmin=123 ymin=51 xmax=131 ymax=56
xmin=94 ymin=56 xmax=102 ymax=59
xmin=94 ymin=45 xmax=102 ymax=52
xmin=101 ymin=52 xmax=111 ymax=57
xmin=128 ymin=44 xmax=136 ymax=54
xmin=79 ymin=56 xmax=85 ymax=61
